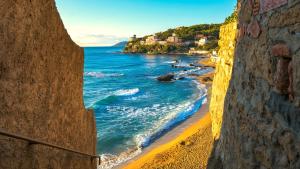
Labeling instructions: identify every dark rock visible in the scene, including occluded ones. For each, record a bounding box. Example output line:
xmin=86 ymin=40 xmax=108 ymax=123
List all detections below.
xmin=157 ymin=74 xmax=175 ymax=82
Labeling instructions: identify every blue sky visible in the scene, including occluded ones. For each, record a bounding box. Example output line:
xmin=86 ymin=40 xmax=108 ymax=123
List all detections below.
xmin=55 ymin=0 xmax=236 ymax=46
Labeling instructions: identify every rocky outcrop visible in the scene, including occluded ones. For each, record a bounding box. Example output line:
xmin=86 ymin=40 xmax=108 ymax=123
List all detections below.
xmin=0 ymin=1 xmax=96 ymax=169
xmin=210 ymin=22 xmax=237 ymax=140
xmin=211 ymin=0 xmax=300 ymax=168
xmin=157 ymin=74 xmax=175 ymax=82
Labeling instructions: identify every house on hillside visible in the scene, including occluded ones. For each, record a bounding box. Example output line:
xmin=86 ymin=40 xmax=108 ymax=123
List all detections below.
xmin=159 ymin=41 xmax=167 ymax=45
xmin=146 ymin=35 xmax=159 ymax=45
xmin=167 ymin=33 xmax=182 ymax=44
xmin=129 ymin=35 xmax=137 ymax=41
xmin=140 ymin=40 xmax=145 ymax=45
xmin=196 ymin=37 xmax=208 ymax=46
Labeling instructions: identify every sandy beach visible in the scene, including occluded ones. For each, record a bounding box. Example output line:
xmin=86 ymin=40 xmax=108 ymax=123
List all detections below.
xmin=120 ymin=108 xmax=213 ymax=169
xmin=115 ymin=61 xmax=215 ymax=169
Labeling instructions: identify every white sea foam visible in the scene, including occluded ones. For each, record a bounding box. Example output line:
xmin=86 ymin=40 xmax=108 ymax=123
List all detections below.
xmin=134 ymin=80 xmax=207 ymax=148
xmin=125 ymin=93 xmax=151 ymax=101
xmin=97 ymin=74 xmax=209 ymax=169
xmin=114 ymin=88 xmax=139 ymax=96
xmin=133 ymin=100 xmax=197 ymax=147
xmin=164 ymin=61 xmax=177 ymax=64
xmin=85 ymin=72 xmax=105 ymax=78
xmin=84 ymin=72 xmax=124 ymax=78
xmin=98 ymin=148 xmax=142 ymax=169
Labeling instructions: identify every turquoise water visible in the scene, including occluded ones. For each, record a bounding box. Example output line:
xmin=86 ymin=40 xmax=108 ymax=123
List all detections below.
xmin=83 ymin=47 xmax=209 ymax=167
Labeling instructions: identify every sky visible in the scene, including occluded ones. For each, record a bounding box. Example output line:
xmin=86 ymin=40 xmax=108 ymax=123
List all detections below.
xmin=55 ymin=0 xmax=236 ymax=47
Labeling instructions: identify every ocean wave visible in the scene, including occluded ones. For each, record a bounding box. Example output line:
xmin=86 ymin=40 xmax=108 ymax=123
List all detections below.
xmin=173 ymin=62 xmax=193 ymax=68
xmin=86 ymin=88 xmax=140 ymax=108
xmin=135 ymin=81 xmax=207 ymax=148
xmin=114 ymin=88 xmax=139 ymax=96
xmin=104 ymin=82 xmax=207 ymax=150
xmin=98 ymin=82 xmax=207 ymax=168
xmin=164 ymin=61 xmax=177 ymax=64
xmin=125 ymin=93 xmax=151 ymax=101
xmin=84 ymin=72 xmax=124 ymax=78
xmin=135 ymin=98 xmax=206 ymax=148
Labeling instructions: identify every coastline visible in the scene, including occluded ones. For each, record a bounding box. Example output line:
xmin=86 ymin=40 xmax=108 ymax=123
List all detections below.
xmin=115 ymin=67 xmax=215 ymax=169
xmin=122 ymin=51 xmax=211 ymax=58
xmin=116 ymin=100 xmax=210 ymax=169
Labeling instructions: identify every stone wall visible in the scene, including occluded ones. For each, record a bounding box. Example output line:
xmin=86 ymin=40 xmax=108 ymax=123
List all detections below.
xmin=213 ymin=0 xmax=300 ymax=168
xmin=0 ymin=1 xmax=97 ymax=169
xmin=210 ymin=22 xmax=237 ymax=140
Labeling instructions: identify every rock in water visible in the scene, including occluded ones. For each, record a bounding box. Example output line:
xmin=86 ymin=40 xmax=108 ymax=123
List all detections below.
xmin=157 ymin=74 xmax=175 ymax=82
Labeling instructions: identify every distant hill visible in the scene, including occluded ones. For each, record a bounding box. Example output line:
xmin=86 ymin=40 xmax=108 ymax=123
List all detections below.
xmin=113 ymin=41 xmax=128 ymax=47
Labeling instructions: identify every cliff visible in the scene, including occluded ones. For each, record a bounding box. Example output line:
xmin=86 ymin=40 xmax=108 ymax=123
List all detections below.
xmin=209 ymin=0 xmax=300 ymax=168
xmin=209 ymin=22 xmax=237 ymax=140
xmin=0 ymin=1 xmax=96 ymax=169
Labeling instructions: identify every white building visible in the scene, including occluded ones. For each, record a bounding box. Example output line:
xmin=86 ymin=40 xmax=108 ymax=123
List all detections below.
xmin=167 ymin=33 xmax=182 ymax=44
xmin=197 ymin=37 xmax=208 ymax=46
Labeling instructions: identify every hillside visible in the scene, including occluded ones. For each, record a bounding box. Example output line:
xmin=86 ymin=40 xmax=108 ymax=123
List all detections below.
xmin=113 ymin=41 xmax=127 ymax=47
xmin=124 ymin=24 xmax=221 ymax=55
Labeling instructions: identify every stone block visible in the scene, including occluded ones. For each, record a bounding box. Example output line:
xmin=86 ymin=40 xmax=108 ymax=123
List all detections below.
xmin=247 ymin=19 xmax=261 ymax=38
xmin=253 ymin=0 xmax=260 ymax=15
xmin=240 ymin=0 xmax=253 ymax=22
xmin=288 ymin=61 xmax=294 ymax=101
xmin=271 ymin=44 xmax=291 ymax=58
xmin=274 ymin=59 xmax=290 ymax=94
xmin=260 ymin=0 xmax=288 ymax=13
xmin=239 ymin=23 xmax=248 ymax=40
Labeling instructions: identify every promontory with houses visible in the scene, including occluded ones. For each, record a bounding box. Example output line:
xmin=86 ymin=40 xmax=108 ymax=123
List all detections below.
xmin=124 ymin=24 xmax=221 ymax=55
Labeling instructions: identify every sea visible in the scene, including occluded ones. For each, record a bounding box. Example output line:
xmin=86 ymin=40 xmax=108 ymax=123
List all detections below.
xmin=83 ymin=47 xmax=211 ymax=168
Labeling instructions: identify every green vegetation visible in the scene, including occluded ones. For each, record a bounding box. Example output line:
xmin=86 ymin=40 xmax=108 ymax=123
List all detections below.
xmin=155 ymin=24 xmax=221 ymax=41
xmin=124 ymin=42 xmax=190 ymax=55
xmin=224 ymin=7 xmax=238 ymax=24
xmin=124 ymin=24 xmax=221 ymax=54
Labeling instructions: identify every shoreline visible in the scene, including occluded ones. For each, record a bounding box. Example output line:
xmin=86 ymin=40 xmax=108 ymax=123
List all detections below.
xmin=114 ymin=70 xmax=214 ymax=168
xmin=103 ymin=58 xmax=215 ymax=169
xmin=121 ymin=51 xmax=211 ymax=58
xmin=99 ymin=83 xmax=209 ymax=169
xmin=115 ymin=98 xmax=210 ymax=169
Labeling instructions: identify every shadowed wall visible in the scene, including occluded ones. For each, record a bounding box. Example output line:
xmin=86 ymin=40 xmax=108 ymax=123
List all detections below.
xmin=0 ymin=0 xmax=96 ymax=168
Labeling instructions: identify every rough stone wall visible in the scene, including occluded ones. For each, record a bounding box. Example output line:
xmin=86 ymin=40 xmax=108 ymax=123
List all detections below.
xmin=210 ymin=22 xmax=237 ymax=140
xmin=214 ymin=0 xmax=300 ymax=168
xmin=0 ymin=1 xmax=96 ymax=169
